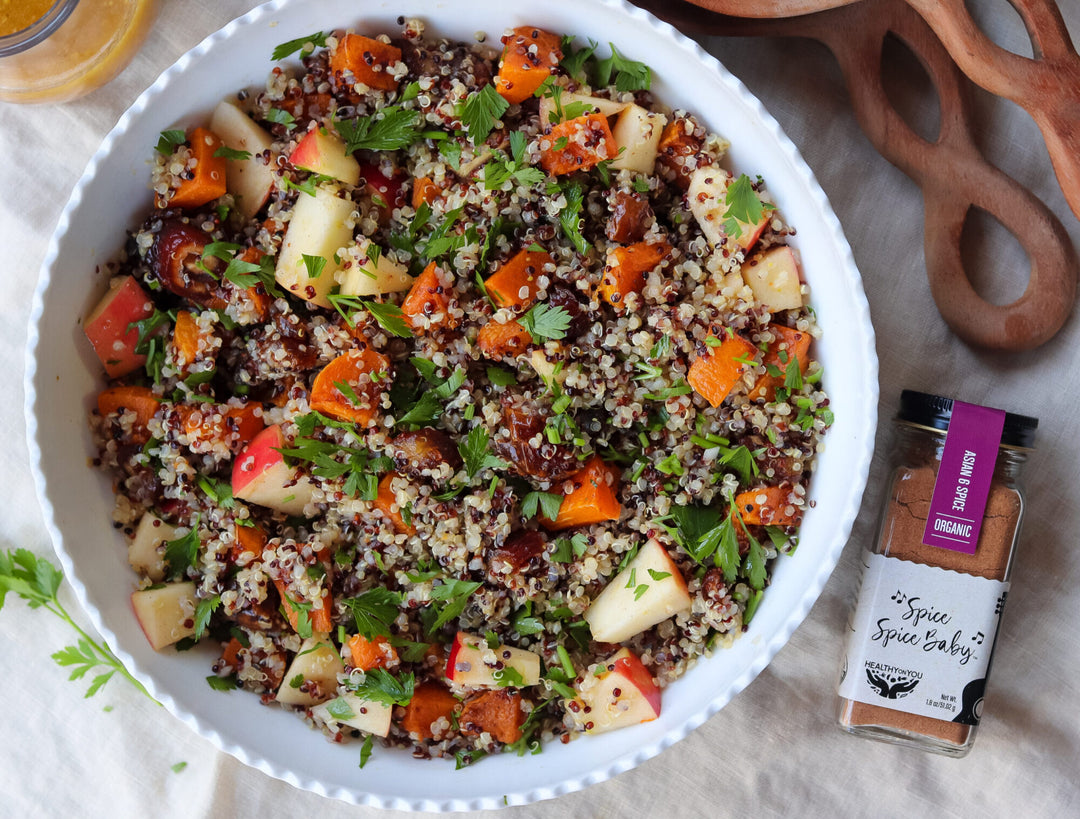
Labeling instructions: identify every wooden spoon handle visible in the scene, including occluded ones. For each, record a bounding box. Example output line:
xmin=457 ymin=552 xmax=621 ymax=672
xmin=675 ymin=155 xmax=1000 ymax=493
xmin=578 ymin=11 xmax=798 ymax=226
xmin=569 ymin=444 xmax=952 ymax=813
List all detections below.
xmin=904 ymin=0 xmax=1080 ymax=222
xmin=633 ymin=0 xmax=1077 ymax=349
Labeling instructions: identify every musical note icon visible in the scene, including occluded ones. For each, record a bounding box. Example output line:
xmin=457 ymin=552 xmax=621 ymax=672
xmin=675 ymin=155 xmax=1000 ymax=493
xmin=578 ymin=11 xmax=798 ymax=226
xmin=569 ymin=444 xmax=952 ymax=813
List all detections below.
xmin=891 ymin=590 xmax=905 ymax=604
xmin=972 ymin=631 xmax=984 ymax=645
xmin=994 ymin=592 xmax=1008 ymax=615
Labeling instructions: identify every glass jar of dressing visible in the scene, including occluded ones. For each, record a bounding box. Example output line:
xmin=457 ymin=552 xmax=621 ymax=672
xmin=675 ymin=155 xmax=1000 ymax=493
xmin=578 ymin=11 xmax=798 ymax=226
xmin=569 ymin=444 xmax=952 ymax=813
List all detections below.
xmin=0 ymin=0 xmax=157 ymax=104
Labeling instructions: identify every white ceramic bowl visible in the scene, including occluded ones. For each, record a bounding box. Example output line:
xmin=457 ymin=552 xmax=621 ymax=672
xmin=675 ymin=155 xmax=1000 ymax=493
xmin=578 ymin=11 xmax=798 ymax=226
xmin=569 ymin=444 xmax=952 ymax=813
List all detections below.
xmin=25 ymin=0 xmax=878 ymax=810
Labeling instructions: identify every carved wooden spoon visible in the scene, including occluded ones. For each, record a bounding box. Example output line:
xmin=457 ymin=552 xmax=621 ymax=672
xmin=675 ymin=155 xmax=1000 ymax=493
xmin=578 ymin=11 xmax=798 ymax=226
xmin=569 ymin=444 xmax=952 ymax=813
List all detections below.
xmin=635 ymin=0 xmax=1076 ymax=350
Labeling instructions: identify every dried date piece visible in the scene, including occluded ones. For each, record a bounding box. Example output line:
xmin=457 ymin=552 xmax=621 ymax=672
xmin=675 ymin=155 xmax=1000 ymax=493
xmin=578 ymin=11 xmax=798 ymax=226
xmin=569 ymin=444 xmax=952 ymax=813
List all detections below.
xmin=148 ymin=219 xmax=229 ymax=309
xmin=606 ymin=191 xmax=654 ymax=243
xmin=487 ymin=529 xmax=546 ymax=586
xmin=391 ymin=428 xmax=463 ymax=477
xmin=492 ymin=397 xmax=578 ymax=481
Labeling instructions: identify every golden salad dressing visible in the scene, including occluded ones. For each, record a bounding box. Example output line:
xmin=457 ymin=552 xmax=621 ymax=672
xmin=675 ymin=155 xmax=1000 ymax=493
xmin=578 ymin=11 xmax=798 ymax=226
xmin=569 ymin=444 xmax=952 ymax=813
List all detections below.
xmin=0 ymin=0 xmax=157 ymax=103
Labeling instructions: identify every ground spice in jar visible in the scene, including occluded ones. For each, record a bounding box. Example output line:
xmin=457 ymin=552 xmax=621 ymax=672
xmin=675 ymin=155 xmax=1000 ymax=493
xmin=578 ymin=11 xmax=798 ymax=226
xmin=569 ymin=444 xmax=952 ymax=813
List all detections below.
xmin=836 ymin=391 xmax=1036 ymax=757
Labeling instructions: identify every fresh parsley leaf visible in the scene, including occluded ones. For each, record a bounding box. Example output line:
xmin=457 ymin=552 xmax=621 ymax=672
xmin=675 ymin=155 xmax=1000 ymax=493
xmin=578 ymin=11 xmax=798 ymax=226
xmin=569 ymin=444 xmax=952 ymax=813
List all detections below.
xmin=428 ymin=578 xmax=482 ymax=632
xmin=521 ymin=491 xmax=564 ymax=521
xmin=0 ymin=550 xmax=157 ymax=701
xmin=206 ymin=674 xmax=239 ymax=691
xmin=486 ymin=366 xmax=517 ymax=387
xmin=164 ymin=525 xmax=200 ymax=579
xmin=271 ymin=31 xmax=328 ymax=61
xmin=334 ymin=106 xmax=421 ymax=152
xmin=155 ymin=129 xmax=186 ymax=155
xmin=394 ymin=391 xmax=443 ymax=428
xmin=171 ymin=762 xmax=187 ymax=774
xmin=326 ymin=695 xmax=356 ymax=721
xmin=328 ymin=294 xmax=414 ymax=338
xmin=493 ymin=665 xmax=526 ymax=688
xmin=717 ymin=444 xmax=759 ymax=485
xmin=359 ymin=733 xmax=375 ymax=768
xmin=594 ymin=43 xmax=651 ymax=92
xmin=723 ymin=174 xmax=771 ymax=239
xmin=264 ymin=108 xmax=297 ymax=131
xmin=193 ymin=594 xmax=221 ymax=641
xmin=439 ymin=139 xmax=463 ymax=172
xmin=458 ymin=84 xmax=509 ymax=144
xmin=458 ymin=426 xmax=506 ymax=480
xmin=341 ymin=588 xmax=402 ymax=640
xmin=302 ymin=254 xmax=327 ymax=280
xmin=784 ymin=355 xmax=804 ymax=393
xmin=520 ymin=302 xmax=571 ymax=343
xmin=559 ymin=36 xmax=598 ymax=82
xmin=557 ymin=182 xmax=589 ymax=254
xmin=213 ymin=145 xmax=252 ymax=161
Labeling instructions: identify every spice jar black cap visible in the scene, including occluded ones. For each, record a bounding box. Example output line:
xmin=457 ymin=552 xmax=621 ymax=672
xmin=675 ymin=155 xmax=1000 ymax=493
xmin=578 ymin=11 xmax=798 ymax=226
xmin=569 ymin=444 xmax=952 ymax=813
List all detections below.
xmin=899 ymin=390 xmax=1038 ymax=448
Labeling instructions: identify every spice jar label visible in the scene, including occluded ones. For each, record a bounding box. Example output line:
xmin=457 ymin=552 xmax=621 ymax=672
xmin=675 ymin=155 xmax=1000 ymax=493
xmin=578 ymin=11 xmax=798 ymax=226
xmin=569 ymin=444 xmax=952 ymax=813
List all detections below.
xmin=923 ymin=402 xmax=1006 ymax=555
xmin=838 ymin=551 xmax=1008 ymax=725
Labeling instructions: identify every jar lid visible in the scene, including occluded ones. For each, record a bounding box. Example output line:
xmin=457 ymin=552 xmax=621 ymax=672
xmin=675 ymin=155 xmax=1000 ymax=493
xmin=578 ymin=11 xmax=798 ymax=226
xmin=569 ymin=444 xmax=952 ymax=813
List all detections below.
xmin=899 ymin=390 xmax=1038 ymax=448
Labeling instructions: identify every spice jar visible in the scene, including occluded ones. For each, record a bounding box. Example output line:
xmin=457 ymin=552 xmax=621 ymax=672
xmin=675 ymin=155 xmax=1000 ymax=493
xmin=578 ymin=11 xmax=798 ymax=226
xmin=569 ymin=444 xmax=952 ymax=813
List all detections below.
xmin=836 ymin=390 xmax=1037 ymax=757
xmin=0 ymin=0 xmax=157 ymax=104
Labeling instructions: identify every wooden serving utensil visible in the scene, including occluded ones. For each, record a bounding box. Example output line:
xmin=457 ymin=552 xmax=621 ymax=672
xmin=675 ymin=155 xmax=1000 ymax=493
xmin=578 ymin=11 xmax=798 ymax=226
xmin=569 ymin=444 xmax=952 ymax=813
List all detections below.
xmin=636 ymin=0 xmax=1077 ymax=350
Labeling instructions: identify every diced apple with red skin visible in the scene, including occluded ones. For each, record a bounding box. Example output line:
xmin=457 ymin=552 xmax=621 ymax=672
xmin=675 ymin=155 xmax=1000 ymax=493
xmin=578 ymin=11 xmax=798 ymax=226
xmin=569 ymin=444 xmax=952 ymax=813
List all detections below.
xmin=209 ymin=100 xmax=277 ymax=220
xmin=83 ymin=275 xmax=154 ymax=378
xmin=358 ymin=162 xmax=406 ymax=223
xmin=445 ymin=631 xmax=541 ymax=688
xmin=131 ymin=582 xmax=197 ymax=651
xmin=276 ymin=635 xmax=345 ymax=707
xmin=289 ymin=128 xmax=361 ymax=186
xmin=312 ymin=693 xmax=393 ymax=737
xmin=568 ymin=647 xmax=662 ymax=734
xmin=128 ymin=512 xmax=177 ymax=582
xmin=231 ymin=424 xmax=318 ymax=516
xmin=687 ymin=165 xmax=769 ymax=253
xmin=274 ymin=184 xmax=354 ymax=308
xmin=742 ymin=245 xmax=804 ymax=312
xmin=584 ymin=539 xmax=691 ymax=644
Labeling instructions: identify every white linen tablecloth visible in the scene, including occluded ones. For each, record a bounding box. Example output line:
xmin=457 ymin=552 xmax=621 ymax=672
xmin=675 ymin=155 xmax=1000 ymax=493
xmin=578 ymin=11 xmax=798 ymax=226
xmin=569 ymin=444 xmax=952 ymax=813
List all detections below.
xmin=2 ymin=2 xmax=1078 ymax=816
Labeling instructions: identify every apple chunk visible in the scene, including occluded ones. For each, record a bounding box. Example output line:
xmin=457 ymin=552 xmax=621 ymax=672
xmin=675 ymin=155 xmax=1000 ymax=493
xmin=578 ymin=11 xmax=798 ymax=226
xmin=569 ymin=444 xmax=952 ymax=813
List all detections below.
xmin=340 ymin=238 xmax=413 ymax=296
xmin=275 ymin=184 xmax=355 ymax=308
xmin=445 ymin=631 xmax=541 ymax=688
xmin=610 ymin=104 xmax=667 ymax=175
xmin=686 ymin=165 xmax=769 ymax=253
xmin=538 ymin=91 xmax=627 ymax=126
xmin=83 ymin=275 xmax=154 ymax=378
xmin=312 ymin=693 xmax=393 ymax=737
xmin=276 ymin=635 xmax=345 ymax=707
xmin=289 ymin=128 xmax=360 ymax=186
xmin=742 ymin=245 xmax=804 ymax=312
xmin=584 ymin=539 xmax=691 ymax=644
xmin=131 ymin=582 xmax=197 ymax=651
xmin=209 ymin=100 xmax=277 ymax=220
xmin=568 ymin=647 xmax=661 ymax=734
xmin=232 ymin=424 xmax=318 ymax=516
xmin=128 ymin=512 xmax=178 ymax=582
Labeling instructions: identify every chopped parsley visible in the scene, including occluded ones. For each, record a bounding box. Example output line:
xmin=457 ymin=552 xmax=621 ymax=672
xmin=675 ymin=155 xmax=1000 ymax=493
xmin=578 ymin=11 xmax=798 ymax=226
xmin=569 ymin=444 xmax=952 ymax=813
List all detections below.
xmin=521 ymin=490 xmax=564 ymax=521
xmin=556 ymin=181 xmax=589 ymax=254
xmin=271 ymin=31 xmax=328 ymax=61
xmin=155 ymin=129 xmax=186 ymax=155
xmin=347 ymin=668 xmax=415 ymax=707
xmin=334 ymin=106 xmax=422 ymax=153
xmin=328 ymin=294 xmax=413 ymax=338
xmin=164 ymin=524 xmax=200 ymax=579
xmin=213 ymin=145 xmax=251 ymax=161
xmin=723 ymin=174 xmax=772 ymax=239
xmin=458 ymin=84 xmax=509 ymax=144
xmin=520 ymin=302 xmax=571 ymax=343
xmin=341 ymin=587 xmax=402 ymax=640
xmin=593 ymin=43 xmax=651 ymax=92
xmin=263 ymin=107 xmax=297 ymax=130
xmin=427 ymin=578 xmax=482 ymax=632
xmin=458 ymin=426 xmax=507 ymax=481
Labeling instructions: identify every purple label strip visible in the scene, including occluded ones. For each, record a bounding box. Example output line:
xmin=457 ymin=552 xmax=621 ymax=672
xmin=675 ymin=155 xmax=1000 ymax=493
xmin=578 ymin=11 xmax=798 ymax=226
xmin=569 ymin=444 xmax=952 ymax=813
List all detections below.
xmin=923 ymin=401 xmax=1006 ymax=555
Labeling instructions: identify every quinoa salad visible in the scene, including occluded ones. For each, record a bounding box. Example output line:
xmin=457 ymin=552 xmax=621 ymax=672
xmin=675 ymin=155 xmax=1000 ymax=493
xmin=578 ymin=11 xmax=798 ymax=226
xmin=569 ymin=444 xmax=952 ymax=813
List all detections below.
xmin=83 ymin=18 xmax=833 ymax=766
